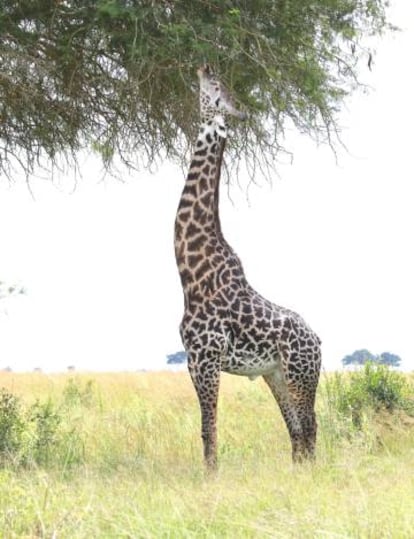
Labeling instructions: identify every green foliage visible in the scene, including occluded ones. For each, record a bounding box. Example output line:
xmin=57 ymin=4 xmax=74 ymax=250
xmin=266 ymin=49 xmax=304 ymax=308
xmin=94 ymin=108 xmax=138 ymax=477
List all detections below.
xmin=327 ymin=363 xmax=413 ymax=428
xmin=0 ymin=388 xmax=85 ymax=468
xmin=28 ymin=399 xmax=62 ymax=466
xmin=62 ymin=378 xmax=96 ymax=408
xmin=0 ymin=0 xmax=393 ymax=181
xmin=0 ymin=389 xmax=25 ymax=463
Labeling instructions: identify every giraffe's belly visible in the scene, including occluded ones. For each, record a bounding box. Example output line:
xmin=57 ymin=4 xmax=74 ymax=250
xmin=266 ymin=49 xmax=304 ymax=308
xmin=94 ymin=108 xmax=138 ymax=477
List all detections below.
xmin=221 ymin=339 xmax=282 ymax=380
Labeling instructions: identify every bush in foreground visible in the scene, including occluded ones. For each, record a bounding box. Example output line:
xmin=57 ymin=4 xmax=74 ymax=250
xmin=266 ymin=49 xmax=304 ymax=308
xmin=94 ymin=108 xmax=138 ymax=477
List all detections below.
xmin=324 ymin=362 xmax=413 ymax=429
xmin=0 ymin=383 xmax=85 ymax=469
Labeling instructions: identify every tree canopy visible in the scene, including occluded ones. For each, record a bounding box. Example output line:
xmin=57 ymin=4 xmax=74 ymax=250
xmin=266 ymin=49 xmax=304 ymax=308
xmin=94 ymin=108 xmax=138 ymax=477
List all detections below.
xmin=342 ymin=349 xmax=402 ymax=368
xmin=0 ymin=280 xmax=25 ymax=301
xmin=166 ymin=351 xmax=187 ymax=365
xmin=377 ymin=352 xmax=402 ymax=368
xmin=0 ymin=0 xmax=392 ymax=181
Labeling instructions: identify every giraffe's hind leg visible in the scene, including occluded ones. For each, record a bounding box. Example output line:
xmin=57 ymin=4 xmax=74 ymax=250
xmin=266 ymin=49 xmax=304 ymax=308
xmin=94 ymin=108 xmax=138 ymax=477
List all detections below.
xmin=263 ymin=371 xmax=305 ymax=461
xmin=296 ymin=350 xmax=321 ymax=458
xmin=299 ymin=404 xmax=317 ymax=458
xmin=187 ymin=351 xmax=221 ymax=472
xmin=263 ymin=363 xmax=319 ymax=462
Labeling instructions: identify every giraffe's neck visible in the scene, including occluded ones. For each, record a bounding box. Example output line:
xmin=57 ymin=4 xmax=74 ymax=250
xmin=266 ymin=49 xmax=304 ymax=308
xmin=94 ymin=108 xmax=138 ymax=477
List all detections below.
xmin=175 ymin=121 xmax=246 ymax=298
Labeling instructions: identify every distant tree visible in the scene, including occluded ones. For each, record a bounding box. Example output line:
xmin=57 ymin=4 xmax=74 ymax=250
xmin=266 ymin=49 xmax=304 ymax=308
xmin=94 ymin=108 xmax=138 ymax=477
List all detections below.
xmin=378 ymin=352 xmax=401 ymax=368
xmin=342 ymin=349 xmax=376 ymax=367
xmin=0 ymin=0 xmax=393 ymax=182
xmin=342 ymin=349 xmax=402 ymax=368
xmin=0 ymin=281 xmax=25 ymax=301
xmin=166 ymin=351 xmax=187 ymax=365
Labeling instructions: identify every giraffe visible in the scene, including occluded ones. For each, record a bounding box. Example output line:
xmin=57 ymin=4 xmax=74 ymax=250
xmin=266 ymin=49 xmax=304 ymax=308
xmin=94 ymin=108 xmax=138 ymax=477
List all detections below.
xmin=174 ymin=65 xmax=321 ymax=471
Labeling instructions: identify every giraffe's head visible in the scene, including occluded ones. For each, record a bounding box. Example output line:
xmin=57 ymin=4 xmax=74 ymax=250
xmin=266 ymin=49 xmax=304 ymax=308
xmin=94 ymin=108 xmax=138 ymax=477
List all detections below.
xmin=197 ymin=64 xmax=246 ymax=136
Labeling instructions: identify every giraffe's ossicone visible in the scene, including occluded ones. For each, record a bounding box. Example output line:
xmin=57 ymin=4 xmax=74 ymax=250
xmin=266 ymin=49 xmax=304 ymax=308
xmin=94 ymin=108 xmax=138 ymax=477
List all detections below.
xmin=175 ymin=65 xmax=321 ymax=471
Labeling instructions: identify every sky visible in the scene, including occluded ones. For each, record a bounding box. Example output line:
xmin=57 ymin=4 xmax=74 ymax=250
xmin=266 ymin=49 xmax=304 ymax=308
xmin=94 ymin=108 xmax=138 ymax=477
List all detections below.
xmin=1 ymin=1 xmax=413 ymax=373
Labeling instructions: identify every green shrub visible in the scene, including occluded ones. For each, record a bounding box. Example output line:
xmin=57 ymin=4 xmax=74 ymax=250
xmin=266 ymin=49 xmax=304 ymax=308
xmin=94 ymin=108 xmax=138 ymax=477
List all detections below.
xmin=0 ymin=388 xmax=85 ymax=469
xmin=328 ymin=363 xmax=413 ymax=428
xmin=63 ymin=378 xmax=95 ymax=408
xmin=0 ymin=389 xmax=25 ymax=464
xmin=28 ymin=399 xmax=62 ymax=466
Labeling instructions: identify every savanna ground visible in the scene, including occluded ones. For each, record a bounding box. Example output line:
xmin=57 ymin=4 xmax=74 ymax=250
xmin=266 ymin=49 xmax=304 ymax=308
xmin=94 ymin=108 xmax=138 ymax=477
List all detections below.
xmin=0 ymin=368 xmax=413 ymax=538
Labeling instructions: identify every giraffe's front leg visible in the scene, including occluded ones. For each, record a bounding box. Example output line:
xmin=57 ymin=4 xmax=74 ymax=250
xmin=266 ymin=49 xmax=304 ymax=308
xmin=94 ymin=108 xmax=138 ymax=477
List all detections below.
xmin=187 ymin=351 xmax=221 ymax=472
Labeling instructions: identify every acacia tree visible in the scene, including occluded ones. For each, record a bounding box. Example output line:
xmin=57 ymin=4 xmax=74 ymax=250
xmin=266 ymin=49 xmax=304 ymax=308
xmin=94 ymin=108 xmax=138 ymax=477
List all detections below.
xmin=342 ymin=349 xmax=376 ymax=367
xmin=342 ymin=349 xmax=402 ymax=368
xmin=378 ymin=352 xmax=401 ymax=368
xmin=167 ymin=351 xmax=187 ymax=365
xmin=0 ymin=281 xmax=25 ymax=301
xmin=0 ymin=0 xmax=392 ymax=181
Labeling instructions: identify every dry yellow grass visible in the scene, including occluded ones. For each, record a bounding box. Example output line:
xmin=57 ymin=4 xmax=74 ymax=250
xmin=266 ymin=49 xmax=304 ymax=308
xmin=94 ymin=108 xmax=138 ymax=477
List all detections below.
xmin=0 ymin=370 xmax=413 ymax=538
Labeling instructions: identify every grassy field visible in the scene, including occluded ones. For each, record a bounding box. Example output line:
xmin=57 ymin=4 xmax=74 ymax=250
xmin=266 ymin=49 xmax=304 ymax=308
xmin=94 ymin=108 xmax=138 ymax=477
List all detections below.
xmin=0 ymin=370 xmax=413 ymax=538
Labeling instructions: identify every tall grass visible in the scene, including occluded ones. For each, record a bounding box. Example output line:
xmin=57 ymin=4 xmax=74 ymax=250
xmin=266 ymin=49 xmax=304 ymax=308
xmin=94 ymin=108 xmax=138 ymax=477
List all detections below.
xmin=0 ymin=369 xmax=413 ymax=538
